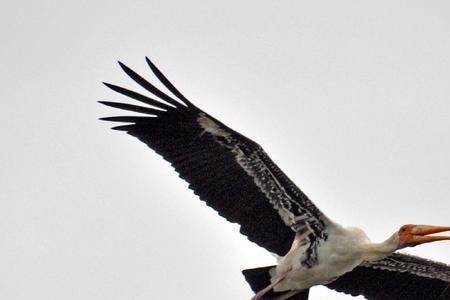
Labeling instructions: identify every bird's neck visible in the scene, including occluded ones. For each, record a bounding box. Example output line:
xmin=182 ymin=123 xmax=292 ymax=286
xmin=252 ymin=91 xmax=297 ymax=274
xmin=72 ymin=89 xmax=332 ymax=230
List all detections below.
xmin=362 ymin=233 xmax=399 ymax=262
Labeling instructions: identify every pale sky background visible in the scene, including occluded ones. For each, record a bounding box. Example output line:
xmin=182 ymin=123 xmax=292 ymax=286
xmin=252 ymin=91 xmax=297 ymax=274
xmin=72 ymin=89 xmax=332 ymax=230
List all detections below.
xmin=1 ymin=1 xmax=450 ymax=300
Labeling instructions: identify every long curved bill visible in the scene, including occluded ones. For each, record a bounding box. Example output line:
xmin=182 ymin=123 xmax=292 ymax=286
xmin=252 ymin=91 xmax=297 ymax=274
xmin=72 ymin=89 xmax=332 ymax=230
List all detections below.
xmin=408 ymin=225 xmax=450 ymax=245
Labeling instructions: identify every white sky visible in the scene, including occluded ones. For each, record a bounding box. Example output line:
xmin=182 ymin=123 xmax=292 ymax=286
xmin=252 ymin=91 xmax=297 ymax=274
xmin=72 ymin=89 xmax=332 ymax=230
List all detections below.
xmin=1 ymin=1 xmax=449 ymax=299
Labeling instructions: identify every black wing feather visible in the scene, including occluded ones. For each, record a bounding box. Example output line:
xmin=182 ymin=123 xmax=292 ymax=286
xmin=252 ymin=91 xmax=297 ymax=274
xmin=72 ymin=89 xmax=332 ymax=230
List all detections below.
xmin=118 ymin=61 xmax=185 ymax=109
xmin=144 ymin=56 xmax=194 ymax=107
xmin=103 ymin=82 xmax=174 ymax=111
xmin=132 ymin=114 xmax=294 ymax=254
xmin=98 ymin=101 xmax=163 ymax=116
xmin=99 ymin=116 xmax=155 ymax=123
xmin=326 ymin=253 xmax=450 ymax=300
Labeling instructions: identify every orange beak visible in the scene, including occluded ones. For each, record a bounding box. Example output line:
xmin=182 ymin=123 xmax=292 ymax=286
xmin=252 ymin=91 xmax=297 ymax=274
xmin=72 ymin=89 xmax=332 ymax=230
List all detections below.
xmin=399 ymin=225 xmax=450 ymax=248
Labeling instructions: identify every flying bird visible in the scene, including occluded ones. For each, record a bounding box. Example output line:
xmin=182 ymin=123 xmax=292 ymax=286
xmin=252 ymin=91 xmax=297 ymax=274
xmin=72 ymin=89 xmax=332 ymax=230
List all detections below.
xmin=100 ymin=58 xmax=450 ymax=300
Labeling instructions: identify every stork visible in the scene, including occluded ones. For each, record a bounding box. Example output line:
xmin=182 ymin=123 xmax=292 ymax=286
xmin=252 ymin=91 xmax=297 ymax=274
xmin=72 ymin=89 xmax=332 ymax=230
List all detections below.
xmin=100 ymin=58 xmax=450 ymax=300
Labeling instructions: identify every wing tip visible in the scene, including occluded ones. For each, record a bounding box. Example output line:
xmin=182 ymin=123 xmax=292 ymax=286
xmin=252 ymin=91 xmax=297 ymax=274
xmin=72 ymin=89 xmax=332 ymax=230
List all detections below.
xmin=117 ymin=60 xmax=136 ymax=77
xmin=102 ymin=81 xmax=113 ymax=88
xmin=143 ymin=56 xmax=195 ymax=108
xmin=98 ymin=100 xmax=116 ymax=107
xmin=110 ymin=124 xmax=133 ymax=131
xmin=145 ymin=56 xmax=154 ymax=67
xmin=99 ymin=116 xmax=119 ymax=122
xmin=117 ymin=60 xmax=126 ymax=69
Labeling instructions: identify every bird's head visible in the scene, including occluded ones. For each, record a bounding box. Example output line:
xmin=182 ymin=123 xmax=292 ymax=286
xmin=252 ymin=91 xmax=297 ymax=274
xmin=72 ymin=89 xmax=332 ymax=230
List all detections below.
xmin=397 ymin=224 xmax=450 ymax=249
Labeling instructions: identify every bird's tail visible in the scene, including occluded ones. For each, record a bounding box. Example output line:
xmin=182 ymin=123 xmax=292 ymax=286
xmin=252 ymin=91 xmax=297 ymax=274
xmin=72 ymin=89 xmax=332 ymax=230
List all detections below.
xmin=242 ymin=266 xmax=310 ymax=300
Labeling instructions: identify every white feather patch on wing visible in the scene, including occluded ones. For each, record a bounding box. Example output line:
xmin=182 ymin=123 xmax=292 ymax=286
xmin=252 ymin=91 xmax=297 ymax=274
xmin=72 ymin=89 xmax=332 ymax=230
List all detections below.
xmin=197 ymin=113 xmax=230 ymax=137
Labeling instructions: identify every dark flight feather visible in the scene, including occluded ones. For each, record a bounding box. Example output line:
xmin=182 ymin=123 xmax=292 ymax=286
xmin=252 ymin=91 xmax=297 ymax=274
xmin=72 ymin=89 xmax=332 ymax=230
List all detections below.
xmin=98 ymin=101 xmax=162 ymax=116
xmin=144 ymin=56 xmax=194 ymax=107
xmin=103 ymin=82 xmax=174 ymax=111
xmin=99 ymin=116 xmax=155 ymax=123
xmin=118 ymin=61 xmax=185 ymax=109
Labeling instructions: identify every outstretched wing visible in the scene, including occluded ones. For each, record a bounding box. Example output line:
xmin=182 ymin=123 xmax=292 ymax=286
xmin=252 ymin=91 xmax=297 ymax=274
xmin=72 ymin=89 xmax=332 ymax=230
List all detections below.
xmin=100 ymin=58 xmax=329 ymax=257
xmin=326 ymin=252 xmax=450 ymax=300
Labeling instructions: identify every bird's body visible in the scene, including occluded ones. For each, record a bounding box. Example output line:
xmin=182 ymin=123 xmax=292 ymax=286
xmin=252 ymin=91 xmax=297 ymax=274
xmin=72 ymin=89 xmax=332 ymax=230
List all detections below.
xmin=100 ymin=58 xmax=450 ymax=300
xmin=275 ymin=224 xmax=370 ymax=291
